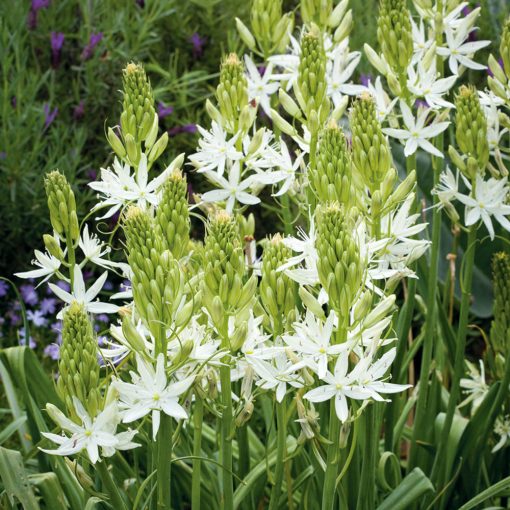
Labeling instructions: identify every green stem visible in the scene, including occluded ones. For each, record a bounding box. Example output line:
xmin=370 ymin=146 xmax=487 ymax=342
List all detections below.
xmin=269 ymin=396 xmax=287 ymax=510
xmin=66 ymin=234 xmax=76 ymax=289
xmin=156 ymin=414 xmax=173 ymax=509
xmin=322 ymin=401 xmax=341 ymax=510
xmin=281 ymin=194 xmax=293 ymax=236
xmin=96 ymin=460 xmax=128 ymax=510
xmin=431 ymin=224 xmax=477 ymax=493
xmin=357 ymin=406 xmax=376 ymax=510
xmin=219 ymin=326 xmax=234 ymax=510
xmin=192 ymin=396 xmax=204 ymax=510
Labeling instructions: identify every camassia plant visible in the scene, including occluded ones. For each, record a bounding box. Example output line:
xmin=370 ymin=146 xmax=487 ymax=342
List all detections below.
xmin=3 ymin=0 xmax=510 ymax=509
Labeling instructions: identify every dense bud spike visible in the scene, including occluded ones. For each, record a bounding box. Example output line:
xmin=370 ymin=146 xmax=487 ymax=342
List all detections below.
xmin=57 ymin=302 xmax=101 ymax=419
xmin=377 ymin=0 xmax=413 ymax=73
xmin=350 ymin=93 xmax=392 ymax=194
xmin=490 ymin=252 xmax=510 ymax=377
xmin=260 ymin=234 xmax=297 ymax=329
xmin=122 ymin=62 xmax=156 ymax=144
xmin=216 ymin=53 xmax=249 ymax=133
xmin=250 ymin=0 xmax=293 ymax=55
xmin=297 ymin=27 xmax=329 ymax=123
xmin=310 ymin=121 xmax=354 ymax=206
xmin=500 ymin=17 xmax=510 ymax=78
xmin=44 ymin=170 xmax=79 ymax=241
xmin=315 ymin=203 xmax=364 ymax=326
xmin=455 ymin=85 xmax=489 ymax=176
xmin=155 ymin=169 xmax=191 ymax=259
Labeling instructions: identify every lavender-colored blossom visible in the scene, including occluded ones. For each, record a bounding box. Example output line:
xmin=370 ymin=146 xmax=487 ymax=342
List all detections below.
xmin=158 ymin=102 xmax=174 ymax=119
xmin=50 ymin=32 xmax=65 ymax=68
xmin=73 ymin=100 xmax=85 ymax=120
xmin=27 ymin=309 xmax=48 ymax=327
xmin=40 ymin=297 xmax=57 ymax=315
xmin=96 ymin=313 xmax=109 ymax=323
xmin=27 ymin=0 xmax=50 ymax=30
xmin=44 ymin=343 xmax=60 ymax=360
xmin=135 ymin=0 xmax=145 ymax=6
xmin=81 ymin=32 xmax=103 ymax=61
xmin=20 ymin=284 xmax=38 ymax=306
xmin=0 ymin=280 xmax=8 ymax=297
xmin=54 ymin=280 xmax=71 ymax=292
xmin=189 ymin=33 xmax=206 ymax=59
xmin=103 ymin=280 xmax=114 ymax=291
xmin=19 ymin=329 xmax=36 ymax=349
xmin=168 ymin=124 xmax=197 ymax=137
xmin=360 ymin=74 xmax=372 ymax=87
xmin=82 ymin=269 xmax=94 ymax=281
xmin=43 ymin=103 xmax=58 ymax=129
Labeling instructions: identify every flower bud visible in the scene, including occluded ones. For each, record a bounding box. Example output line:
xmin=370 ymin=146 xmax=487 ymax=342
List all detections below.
xmin=279 ymin=88 xmax=302 ymax=119
xmin=216 ymin=53 xmax=248 ymax=133
xmin=235 ymin=397 xmax=254 ymax=427
xmin=270 ymin=109 xmax=298 ymax=136
xmin=454 ymin=85 xmax=489 ymax=174
xmin=333 ymin=9 xmax=352 ymax=43
xmin=329 ymin=0 xmax=349 ymax=28
xmin=350 ymin=93 xmax=392 ymax=194
xmin=364 ymin=44 xmax=388 ymax=76
xmin=377 ymin=0 xmax=413 ymax=73
xmin=122 ymin=62 xmax=156 ymax=143
xmin=261 ymin=234 xmax=297 ymax=329
xmin=500 ymin=17 xmax=510 ymax=78
xmin=121 ymin=316 xmax=146 ymax=353
xmin=147 ymin=132 xmax=169 ymax=165
xmin=301 ymin=0 xmax=332 ymax=29
xmin=107 ymin=127 xmax=127 ymax=159
xmin=155 ymin=168 xmax=190 ymax=259
xmin=235 ymin=17 xmax=256 ymax=50
xmin=43 ymin=234 xmax=65 ymax=261
xmin=315 ymin=203 xmax=364 ymax=324
xmin=44 ymin=170 xmax=79 ymax=241
xmin=448 ymin=145 xmax=467 ymax=173
xmin=57 ymin=301 xmax=101 ymax=419
xmin=297 ymin=27 xmax=329 ymax=121
xmin=310 ymin=121 xmax=354 ymax=206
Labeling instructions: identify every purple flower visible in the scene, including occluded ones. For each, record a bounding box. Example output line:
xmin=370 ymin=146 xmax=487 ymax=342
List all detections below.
xmin=81 ymin=32 xmax=103 ymax=61
xmin=40 ymin=297 xmax=57 ymax=315
xmin=27 ymin=0 xmax=50 ymax=30
xmin=360 ymin=74 xmax=372 ymax=87
xmin=415 ymin=98 xmax=429 ymax=109
xmin=19 ymin=329 xmax=36 ymax=349
xmin=0 ymin=280 xmax=8 ymax=297
xmin=11 ymin=96 xmax=17 ymax=108
xmin=158 ymin=102 xmax=174 ymax=119
xmin=136 ymin=0 xmax=145 ymax=7
xmin=103 ymin=280 xmax=114 ymax=291
xmin=50 ymin=32 xmax=65 ymax=68
xmin=27 ymin=309 xmax=48 ymax=327
xmin=54 ymin=280 xmax=70 ymax=292
xmin=44 ymin=343 xmax=60 ymax=360
xmin=189 ymin=33 xmax=206 ymax=59
xmin=73 ymin=100 xmax=85 ymax=120
xmin=96 ymin=313 xmax=110 ymax=323
xmin=20 ymin=284 xmax=38 ymax=306
xmin=168 ymin=124 xmax=197 ymax=137
xmin=43 ymin=103 xmax=58 ymax=129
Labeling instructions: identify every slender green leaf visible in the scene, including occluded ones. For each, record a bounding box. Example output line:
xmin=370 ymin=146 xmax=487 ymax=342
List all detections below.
xmin=458 ymin=476 xmax=510 ymax=510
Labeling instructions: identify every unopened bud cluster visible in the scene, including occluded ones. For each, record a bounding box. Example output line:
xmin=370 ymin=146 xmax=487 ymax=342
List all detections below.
xmin=315 ymin=203 xmax=364 ymax=326
xmin=44 ymin=171 xmax=79 ymax=241
xmin=260 ymin=234 xmax=297 ymax=330
xmin=57 ymin=302 xmax=101 ymax=419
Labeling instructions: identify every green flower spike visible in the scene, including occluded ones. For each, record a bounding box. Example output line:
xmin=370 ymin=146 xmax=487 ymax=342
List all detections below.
xmin=123 ymin=206 xmax=185 ymax=349
xmin=315 ymin=203 xmax=364 ymax=330
xmin=377 ymin=0 xmax=413 ymax=75
xmin=455 ymin=85 xmax=489 ymax=178
xmin=216 ymin=53 xmax=250 ymax=134
xmin=297 ymin=26 xmax=329 ymax=127
xmin=57 ymin=301 xmax=101 ymax=419
xmin=501 ymin=17 xmax=510 ymax=79
xmin=155 ymin=168 xmax=191 ymax=259
xmin=350 ymin=93 xmax=394 ymax=196
xmin=301 ymin=0 xmax=332 ymax=30
xmin=490 ymin=252 xmax=510 ymax=378
xmin=260 ymin=234 xmax=297 ymax=331
xmin=310 ymin=120 xmax=354 ymax=207
xmin=44 ymin=170 xmax=80 ymax=242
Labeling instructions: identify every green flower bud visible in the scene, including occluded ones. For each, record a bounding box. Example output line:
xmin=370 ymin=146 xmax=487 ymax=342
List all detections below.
xmin=377 ymin=0 xmax=413 ymax=74
xmin=216 ymin=53 xmax=249 ymax=133
xmin=270 ymin=109 xmax=298 ymax=136
xmin=250 ymin=0 xmax=292 ymax=55
xmin=57 ymin=302 xmax=101 ymax=419
xmin=297 ymin=27 xmax=329 ymax=123
xmin=315 ymin=203 xmax=364 ymax=324
xmin=122 ymin=62 xmax=156 ymax=143
xmin=500 ymin=17 xmax=510 ymax=78
xmin=333 ymin=9 xmax=353 ymax=43
xmin=350 ymin=93 xmax=392 ymax=194
xmin=43 ymin=234 xmax=65 ymax=261
xmin=310 ymin=121 xmax=354 ymax=206
xmin=155 ymin=169 xmax=190 ymax=259
xmin=301 ymin=0 xmax=333 ymax=30
xmin=123 ymin=206 xmax=184 ymax=347
xmin=455 ymin=85 xmax=489 ymax=175
xmin=202 ymin=211 xmax=246 ymax=323
xmin=147 ymin=132 xmax=169 ymax=165
xmin=235 ymin=17 xmax=256 ymax=51
xmin=260 ymin=234 xmax=297 ymax=330
xmin=107 ymin=127 xmax=127 ymax=159
xmin=490 ymin=252 xmax=510 ymax=359
xmin=121 ymin=315 xmax=146 ymax=353
xmin=44 ymin=170 xmax=79 ymax=241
